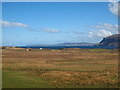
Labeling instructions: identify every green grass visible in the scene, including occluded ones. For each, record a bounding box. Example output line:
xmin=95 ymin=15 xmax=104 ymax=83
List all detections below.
xmin=2 ymin=70 xmax=54 ymax=88
xmin=3 ymin=70 xmax=118 ymax=88
xmin=2 ymin=48 xmax=118 ymax=88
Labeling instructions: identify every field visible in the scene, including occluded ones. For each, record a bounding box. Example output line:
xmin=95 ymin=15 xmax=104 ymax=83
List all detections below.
xmin=2 ymin=48 xmax=118 ymax=88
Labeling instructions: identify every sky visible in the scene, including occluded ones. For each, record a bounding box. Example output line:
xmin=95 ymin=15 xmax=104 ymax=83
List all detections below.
xmin=2 ymin=2 xmax=118 ymax=46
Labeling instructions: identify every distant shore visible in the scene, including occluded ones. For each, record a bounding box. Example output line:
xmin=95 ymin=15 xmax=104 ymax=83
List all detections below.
xmin=0 ymin=45 xmax=118 ymax=50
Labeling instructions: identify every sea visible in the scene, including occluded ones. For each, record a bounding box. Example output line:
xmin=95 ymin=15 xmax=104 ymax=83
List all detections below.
xmin=19 ymin=46 xmax=118 ymax=49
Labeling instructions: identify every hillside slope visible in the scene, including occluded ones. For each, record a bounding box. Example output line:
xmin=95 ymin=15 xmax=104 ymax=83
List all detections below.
xmin=98 ymin=34 xmax=120 ymax=46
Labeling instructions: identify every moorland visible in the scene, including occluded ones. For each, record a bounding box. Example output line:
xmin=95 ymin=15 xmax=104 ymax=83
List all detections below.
xmin=2 ymin=47 xmax=118 ymax=88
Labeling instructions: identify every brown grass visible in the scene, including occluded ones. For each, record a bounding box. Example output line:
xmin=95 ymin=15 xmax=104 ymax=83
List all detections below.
xmin=2 ymin=48 xmax=118 ymax=88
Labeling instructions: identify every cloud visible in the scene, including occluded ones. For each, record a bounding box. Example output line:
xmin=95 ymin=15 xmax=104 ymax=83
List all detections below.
xmin=1 ymin=20 xmax=60 ymax=33
xmin=88 ymin=23 xmax=118 ymax=38
xmin=94 ymin=23 xmax=118 ymax=33
xmin=1 ymin=20 xmax=28 ymax=28
xmin=41 ymin=28 xmax=60 ymax=33
xmin=89 ymin=29 xmax=112 ymax=38
xmin=108 ymin=0 xmax=118 ymax=15
xmin=70 ymin=30 xmax=85 ymax=35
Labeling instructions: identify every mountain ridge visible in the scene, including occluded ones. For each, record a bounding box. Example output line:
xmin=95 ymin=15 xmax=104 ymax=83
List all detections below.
xmin=27 ymin=42 xmax=96 ymax=47
xmin=97 ymin=34 xmax=120 ymax=46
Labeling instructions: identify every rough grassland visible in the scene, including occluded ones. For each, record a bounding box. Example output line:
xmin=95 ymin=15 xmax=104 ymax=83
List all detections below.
xmin=2 ymin=48 xmax=118 ymax=88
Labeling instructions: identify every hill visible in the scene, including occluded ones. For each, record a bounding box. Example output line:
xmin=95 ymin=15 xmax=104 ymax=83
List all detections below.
xmin=56 ymin=42 xmax=95 ymax=46
xmin=97 ymin=34 xmax=120 ymax=46
xmin=28 ymin=42 xmax=96 ymax=47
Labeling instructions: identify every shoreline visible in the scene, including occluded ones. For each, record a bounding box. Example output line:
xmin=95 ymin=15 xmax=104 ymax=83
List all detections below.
xmin=1 ymin=45 xmax=118 ymax=49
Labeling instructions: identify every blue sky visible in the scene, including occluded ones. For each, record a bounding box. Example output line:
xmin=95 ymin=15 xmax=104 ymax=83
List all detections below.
xmin=2 ymin=2 xmax=118 ymax=46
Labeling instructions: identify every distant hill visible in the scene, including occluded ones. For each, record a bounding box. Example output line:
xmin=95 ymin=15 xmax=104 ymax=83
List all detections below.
xmin=97 ymin=34 xmax=120 ymax=46
xmin=28 ymin=42 xmax=96 ymax=47
xmin=56 ymin=42 xmax=96 ymax=46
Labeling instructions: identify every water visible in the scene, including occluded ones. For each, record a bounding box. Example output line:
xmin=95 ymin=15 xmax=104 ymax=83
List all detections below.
xmin=19 ymin=46 xmax=117 ymax=49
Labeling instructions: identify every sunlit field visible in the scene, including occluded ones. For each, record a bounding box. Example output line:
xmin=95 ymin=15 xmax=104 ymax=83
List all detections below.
xmin=2 ymin=48 xmax=118 ymax=88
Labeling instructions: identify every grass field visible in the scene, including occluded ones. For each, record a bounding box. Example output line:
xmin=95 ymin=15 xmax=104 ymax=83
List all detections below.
xmin=2 ymin=48 xmax=118 ymax=88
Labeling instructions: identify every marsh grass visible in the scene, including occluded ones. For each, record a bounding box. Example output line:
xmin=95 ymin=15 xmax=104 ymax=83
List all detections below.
xmin=2 ymin=48 xmax=118 ymax=88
